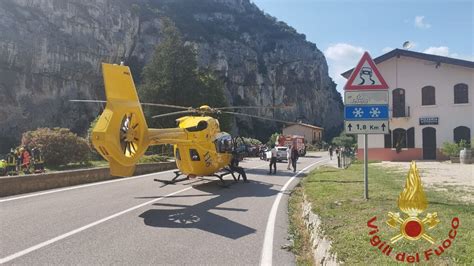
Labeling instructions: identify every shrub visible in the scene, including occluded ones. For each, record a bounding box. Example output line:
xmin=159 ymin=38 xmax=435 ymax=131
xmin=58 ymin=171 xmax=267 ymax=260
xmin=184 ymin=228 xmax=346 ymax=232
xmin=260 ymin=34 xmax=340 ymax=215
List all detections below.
xmin=243 ymin=137 xmax=262 ymax=146
xmin=21 ymin=128 xmax=91 ymax=166
xmin=441 ymin=140 xmax=469 ymax=157
xmin=138 ymin=154 xmax=171 ymax=163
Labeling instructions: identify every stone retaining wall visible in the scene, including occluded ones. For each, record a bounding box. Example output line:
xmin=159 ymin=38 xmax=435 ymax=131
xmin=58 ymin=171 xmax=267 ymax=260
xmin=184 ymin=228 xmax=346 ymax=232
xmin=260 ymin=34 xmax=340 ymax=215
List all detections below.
xmin=302 ymin=194 xmax=339 ymax=265
xmin=0 ymin=162 xmax=176 ymax=197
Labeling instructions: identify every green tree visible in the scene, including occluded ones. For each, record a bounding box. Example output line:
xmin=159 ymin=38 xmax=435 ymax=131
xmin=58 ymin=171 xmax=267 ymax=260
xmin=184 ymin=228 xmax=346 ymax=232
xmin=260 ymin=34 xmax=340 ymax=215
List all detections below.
xmin=138 ymin=18 xmax=230 ymax=130
xmin=267 ymin=132 xmax=280 ymax=146
xmin=332 ymin=133 xmax=356 ymax=148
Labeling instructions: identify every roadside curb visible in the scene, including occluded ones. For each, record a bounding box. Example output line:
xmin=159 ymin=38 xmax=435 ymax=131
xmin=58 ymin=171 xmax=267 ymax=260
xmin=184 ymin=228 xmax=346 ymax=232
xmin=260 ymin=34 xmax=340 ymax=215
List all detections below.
xmin=0 ymin=162 xmax=176 ymax=197
xmin=302 ymin=193 xmax=339 ymax=265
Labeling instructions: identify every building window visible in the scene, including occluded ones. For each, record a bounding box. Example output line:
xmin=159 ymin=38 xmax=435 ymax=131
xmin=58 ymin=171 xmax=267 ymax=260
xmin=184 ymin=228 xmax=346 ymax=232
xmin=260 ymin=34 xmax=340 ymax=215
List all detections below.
xmin=407 ymin=127 xmax=415 ymax=148
xmin=454 ymin=126 xmax=471 ymax=144
xmin=392 ymin=88 xmax=406 ymax=117
xmin=454 ymin=83 xmax=468 ymax=104
xmin=422 ymin=86 xmax=436 ymax=105
xmin=384 ymin=130 xmax=392 ymax=148
xmin=393 ymin=128 xmax=407 ymax=150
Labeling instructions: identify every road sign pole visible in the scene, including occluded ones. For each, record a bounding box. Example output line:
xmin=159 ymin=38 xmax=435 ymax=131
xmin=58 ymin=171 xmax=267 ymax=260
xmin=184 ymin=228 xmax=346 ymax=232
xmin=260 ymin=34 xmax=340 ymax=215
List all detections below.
xmin=364 ymin=133 xmax=369 ymax=200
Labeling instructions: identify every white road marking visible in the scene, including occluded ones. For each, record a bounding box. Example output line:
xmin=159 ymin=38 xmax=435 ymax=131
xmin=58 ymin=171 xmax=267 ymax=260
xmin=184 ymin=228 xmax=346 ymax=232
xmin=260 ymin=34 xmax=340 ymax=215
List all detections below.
xmin=0 ymin=161 xmax=268 ymax=263
xmin=0 ymin=169 xmax=178 ymax=203
xmin=260 ymin=158 xmax=329 ymax=266
xmin=0 ymin=186 xmax=193 ymax=264
xmin=1 ymin=160 xmax=267 ymax=203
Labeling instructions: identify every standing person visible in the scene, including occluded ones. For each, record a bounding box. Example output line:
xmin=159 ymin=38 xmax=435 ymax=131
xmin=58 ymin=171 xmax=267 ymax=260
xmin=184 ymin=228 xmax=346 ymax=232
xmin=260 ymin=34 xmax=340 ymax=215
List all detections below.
xmin=268 ymin=144 xmax=277 ymax=174
xmin=230 ymin=150 xmax=248 ymax=183
xmin=291 ymin=146 xmax=299 ymax=172
xmin=286 ymin=145 xmax=292 ymax=170
xmin=16 ymin=148 xmax=22 ymax=173
xmin=335 ymin=146 xmax=341 ymax=168
xmin=329 ymin=145 xmax=334 ymax=160
xmin=20 ymin=147 xmax=31 ymax=174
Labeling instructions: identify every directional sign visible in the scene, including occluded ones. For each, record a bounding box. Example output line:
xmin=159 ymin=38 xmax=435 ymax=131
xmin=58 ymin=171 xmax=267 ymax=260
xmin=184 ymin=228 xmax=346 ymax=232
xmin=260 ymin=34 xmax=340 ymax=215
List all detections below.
xmin=345 ymin=121 xmax=389 ymax=134
xmin=344 ymin=52 xmax=389 ymax=90
xmin=344 ymin=90 xmax=389 ymax=105
xmin=344 ymin=105 xmax=389 ymax=120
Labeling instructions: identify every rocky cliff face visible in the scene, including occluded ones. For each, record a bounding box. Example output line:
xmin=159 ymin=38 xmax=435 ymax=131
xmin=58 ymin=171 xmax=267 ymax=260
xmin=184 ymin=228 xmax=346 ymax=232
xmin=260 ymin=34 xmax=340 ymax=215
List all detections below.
xmin=0 ymin=0 xmax=343 ymax=152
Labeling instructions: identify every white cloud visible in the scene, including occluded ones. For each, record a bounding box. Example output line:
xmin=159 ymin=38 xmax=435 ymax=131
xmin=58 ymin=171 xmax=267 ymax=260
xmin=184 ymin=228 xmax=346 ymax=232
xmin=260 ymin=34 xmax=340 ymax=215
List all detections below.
xmin=325 ymin=43 xmax=364 ymax=61
xmin=324 ymin=43 xmax=366 ymax=93
xmin=382 ymin=47 xmax=394 ymax=53
xmin=424 ymin=46 xmax=450 ymax=56
xmin=414 ymin=16 xmax=431 ymax=29
xmin=423 ymin=46 xmax=474 ymax=61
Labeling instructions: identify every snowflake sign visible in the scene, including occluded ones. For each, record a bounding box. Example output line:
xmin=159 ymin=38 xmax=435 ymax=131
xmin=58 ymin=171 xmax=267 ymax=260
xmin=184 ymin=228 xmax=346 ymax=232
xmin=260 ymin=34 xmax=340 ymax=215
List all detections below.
xmin=370 ymin=107 xmax=381 ymax=118
xmin=353 ymin=108 xmax=364 ymax=117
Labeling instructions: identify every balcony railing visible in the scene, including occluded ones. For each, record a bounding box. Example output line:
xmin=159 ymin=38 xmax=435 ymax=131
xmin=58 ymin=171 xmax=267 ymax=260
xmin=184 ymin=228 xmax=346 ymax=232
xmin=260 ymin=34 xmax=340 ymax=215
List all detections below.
xmin=391 ymin=106 xmax=410 ymax=118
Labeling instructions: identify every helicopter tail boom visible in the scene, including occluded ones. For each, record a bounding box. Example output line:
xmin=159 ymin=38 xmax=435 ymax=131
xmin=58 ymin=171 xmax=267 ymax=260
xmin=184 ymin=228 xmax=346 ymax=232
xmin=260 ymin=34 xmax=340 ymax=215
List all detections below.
xmin=91 ymin=63 xmax=150 ymax=176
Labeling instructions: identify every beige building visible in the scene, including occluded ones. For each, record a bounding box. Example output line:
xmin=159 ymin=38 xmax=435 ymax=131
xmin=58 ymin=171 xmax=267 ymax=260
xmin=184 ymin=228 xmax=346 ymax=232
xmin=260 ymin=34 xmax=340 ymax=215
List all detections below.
xmin=342 ymin=49 xmax=474 ymax=161
xmin=282 ymin=123 xmax=323 ymax=144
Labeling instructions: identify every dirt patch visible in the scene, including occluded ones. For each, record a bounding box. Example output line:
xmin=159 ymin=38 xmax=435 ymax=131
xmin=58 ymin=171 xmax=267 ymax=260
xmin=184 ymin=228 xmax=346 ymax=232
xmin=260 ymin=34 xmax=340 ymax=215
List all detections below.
xmin=375 ymin=161 xmax=474 ymax=202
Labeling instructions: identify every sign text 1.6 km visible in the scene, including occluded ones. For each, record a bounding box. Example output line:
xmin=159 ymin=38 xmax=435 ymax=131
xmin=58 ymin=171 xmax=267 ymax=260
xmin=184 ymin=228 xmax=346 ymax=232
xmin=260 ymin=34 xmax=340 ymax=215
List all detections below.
xmin=344 ymin=121 xmax=388 ymax=134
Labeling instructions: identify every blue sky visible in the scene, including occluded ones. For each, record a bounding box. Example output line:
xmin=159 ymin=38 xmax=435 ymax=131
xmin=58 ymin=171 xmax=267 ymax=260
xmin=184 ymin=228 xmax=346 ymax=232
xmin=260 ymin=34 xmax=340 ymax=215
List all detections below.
xmin=251 ymin=0 xmax=474 ymax=93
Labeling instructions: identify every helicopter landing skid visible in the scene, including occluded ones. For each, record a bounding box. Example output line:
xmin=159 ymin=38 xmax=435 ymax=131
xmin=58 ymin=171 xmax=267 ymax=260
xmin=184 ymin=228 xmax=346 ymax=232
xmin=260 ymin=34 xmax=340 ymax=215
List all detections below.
xmin=211 ymin=167 xmax=242 ymax=187
xmin=154 ymin=171 xmax=189 ymax=185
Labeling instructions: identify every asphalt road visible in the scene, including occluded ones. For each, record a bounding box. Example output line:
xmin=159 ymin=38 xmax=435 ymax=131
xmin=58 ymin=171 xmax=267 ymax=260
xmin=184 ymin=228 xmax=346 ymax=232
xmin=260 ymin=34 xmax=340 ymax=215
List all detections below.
xmin=0 ymin=152 xmax=328 ymax=265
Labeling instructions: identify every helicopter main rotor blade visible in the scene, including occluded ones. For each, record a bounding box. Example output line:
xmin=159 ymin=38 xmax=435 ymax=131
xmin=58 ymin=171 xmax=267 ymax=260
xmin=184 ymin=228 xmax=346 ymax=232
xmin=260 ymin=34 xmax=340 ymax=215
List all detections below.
xmin=221 ymin=111 xmax=298 ymax=125
xmin=151 ymin=110 xmax=197 ymax=118
xmin=69 ymin=100 xmax=192 ymax=110
xmin=215 ymin=105 xmax=294 ymax=110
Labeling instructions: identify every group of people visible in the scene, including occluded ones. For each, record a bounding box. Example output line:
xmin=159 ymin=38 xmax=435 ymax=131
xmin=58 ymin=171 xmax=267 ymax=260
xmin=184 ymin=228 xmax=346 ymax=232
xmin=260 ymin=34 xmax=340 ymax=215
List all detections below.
xmin=1 ymin=147 xmax=32 ymax=176
xmin=267 ymin=144 xmax=299 ymax=174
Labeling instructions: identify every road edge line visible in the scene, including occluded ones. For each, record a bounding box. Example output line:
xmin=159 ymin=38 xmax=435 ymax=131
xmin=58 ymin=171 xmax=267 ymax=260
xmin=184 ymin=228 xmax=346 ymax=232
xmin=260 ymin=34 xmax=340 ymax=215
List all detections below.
xmin=260 ymin=159 xmax=329 ymax=266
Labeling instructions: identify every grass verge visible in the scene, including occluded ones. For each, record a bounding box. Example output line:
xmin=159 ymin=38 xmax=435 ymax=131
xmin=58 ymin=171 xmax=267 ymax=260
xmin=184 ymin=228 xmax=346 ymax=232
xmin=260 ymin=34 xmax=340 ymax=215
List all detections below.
xmin=288 ymin=184 xmax=315 ymax=265
xmin=291 ymin=163 xmax=473 ymax=265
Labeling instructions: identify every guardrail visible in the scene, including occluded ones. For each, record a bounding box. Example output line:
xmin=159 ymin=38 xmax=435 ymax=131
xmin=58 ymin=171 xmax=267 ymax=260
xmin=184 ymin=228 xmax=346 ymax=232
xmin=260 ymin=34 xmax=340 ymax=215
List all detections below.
xmin=337 ymin=151 xmax=354 ymax=169
xmin=0 ymin=162 xmax=176 ymax=197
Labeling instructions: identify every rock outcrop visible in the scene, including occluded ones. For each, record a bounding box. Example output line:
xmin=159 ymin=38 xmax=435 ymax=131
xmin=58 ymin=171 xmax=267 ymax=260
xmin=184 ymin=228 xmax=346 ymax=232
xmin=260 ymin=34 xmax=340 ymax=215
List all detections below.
xmin=0 ymin=0 xmax=343 ymax=152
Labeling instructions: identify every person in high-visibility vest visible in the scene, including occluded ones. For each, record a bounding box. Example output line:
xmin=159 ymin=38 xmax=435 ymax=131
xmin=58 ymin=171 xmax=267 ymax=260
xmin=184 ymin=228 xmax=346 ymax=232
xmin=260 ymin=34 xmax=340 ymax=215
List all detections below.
xmin=0 ymin=159 xmax=6 ymax=176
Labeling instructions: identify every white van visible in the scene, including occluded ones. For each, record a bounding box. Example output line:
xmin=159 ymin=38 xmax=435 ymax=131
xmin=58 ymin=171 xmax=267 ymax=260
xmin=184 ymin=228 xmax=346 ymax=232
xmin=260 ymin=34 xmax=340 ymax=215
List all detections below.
xmin=264 ymin=146 xmax=288 ymax=162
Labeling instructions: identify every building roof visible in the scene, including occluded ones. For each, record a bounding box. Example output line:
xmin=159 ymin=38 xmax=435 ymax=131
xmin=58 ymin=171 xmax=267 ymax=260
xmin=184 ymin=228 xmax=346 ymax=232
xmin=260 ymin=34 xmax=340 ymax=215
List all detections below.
xmin=285 ymin=122 xmax=324 ymax=130
xmin=341 ymin=48 xmax=474 ymax=78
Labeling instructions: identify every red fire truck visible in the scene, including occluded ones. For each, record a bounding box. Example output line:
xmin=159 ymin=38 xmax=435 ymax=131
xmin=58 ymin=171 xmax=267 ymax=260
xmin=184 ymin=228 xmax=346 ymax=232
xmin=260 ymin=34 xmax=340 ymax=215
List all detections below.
xmin=277 ymin=135 xmax=306 ymax=156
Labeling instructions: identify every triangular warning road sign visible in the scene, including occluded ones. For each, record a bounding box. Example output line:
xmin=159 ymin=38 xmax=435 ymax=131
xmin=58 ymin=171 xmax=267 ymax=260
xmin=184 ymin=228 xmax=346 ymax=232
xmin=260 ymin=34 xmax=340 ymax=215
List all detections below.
xmin=344 ymin=52 xmax=389 ymax=90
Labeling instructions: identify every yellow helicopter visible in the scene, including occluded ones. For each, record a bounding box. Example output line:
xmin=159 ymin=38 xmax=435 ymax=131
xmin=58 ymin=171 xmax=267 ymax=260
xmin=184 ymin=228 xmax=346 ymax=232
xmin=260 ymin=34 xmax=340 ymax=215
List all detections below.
xmin=78 ymin=63 xmax=293 ymax=185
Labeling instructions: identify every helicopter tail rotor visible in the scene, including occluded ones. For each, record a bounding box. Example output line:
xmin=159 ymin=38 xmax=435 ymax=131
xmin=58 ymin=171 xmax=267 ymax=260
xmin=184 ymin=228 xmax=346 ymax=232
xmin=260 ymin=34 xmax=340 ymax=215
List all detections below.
xmin=91 ymin=63 xmax=150 ymax=176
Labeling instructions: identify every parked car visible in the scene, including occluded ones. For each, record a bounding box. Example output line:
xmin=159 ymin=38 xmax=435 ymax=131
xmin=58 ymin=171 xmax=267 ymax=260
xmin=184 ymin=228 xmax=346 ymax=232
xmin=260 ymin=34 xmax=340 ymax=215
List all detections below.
xmin=263 ymin=146 xmax=288 ymax=162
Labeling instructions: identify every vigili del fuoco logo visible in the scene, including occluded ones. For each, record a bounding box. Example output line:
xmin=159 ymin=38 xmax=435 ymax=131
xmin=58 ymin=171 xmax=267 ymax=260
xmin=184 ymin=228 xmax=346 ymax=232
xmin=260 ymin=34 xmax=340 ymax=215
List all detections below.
xmin=366 ymin=161 xmax=460 ymax=263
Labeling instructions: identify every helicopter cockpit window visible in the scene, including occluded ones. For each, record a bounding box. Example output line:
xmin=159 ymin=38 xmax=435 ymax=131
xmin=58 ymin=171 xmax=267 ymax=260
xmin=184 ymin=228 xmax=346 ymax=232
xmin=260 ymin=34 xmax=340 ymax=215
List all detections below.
xmin=185 ymin=121 xmax=208 ymax=132
xmin=190 ymin=149 xmax=200 ymax=161
xmin=215 ymin=135 xmax=233 ymax=153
